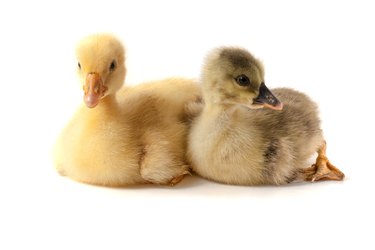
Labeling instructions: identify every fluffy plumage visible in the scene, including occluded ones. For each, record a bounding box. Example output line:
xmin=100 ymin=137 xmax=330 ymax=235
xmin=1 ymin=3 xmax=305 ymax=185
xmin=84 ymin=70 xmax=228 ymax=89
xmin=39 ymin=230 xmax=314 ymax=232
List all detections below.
xmin=54 ymin=34 xmax=201 ymax=186
xmin=187 ymin=47 xmax=344 ymax=185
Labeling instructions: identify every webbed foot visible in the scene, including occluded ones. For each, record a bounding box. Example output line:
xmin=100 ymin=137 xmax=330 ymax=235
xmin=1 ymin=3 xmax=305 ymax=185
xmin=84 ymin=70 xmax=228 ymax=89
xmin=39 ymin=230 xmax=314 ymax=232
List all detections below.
xmin=303 ymin=141 xmax=345 ymax=182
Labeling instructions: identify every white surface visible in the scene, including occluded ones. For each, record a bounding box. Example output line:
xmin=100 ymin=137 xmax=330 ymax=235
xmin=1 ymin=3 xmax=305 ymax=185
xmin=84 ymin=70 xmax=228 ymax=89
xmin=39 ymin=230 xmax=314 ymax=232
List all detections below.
xmin=1 ymin=1 xmax=374 ymax=249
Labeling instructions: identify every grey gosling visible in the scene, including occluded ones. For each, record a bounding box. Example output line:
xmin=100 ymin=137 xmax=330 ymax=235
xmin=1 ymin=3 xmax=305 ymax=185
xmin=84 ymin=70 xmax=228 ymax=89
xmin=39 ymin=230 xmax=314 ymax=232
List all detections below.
xmin=187 ymin=47 xmax=345 ymax=185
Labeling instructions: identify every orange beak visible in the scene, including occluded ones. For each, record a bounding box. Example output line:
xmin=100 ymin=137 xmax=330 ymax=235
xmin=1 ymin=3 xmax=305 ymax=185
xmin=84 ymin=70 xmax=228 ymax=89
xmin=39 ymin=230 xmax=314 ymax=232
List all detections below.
xmin=83 ymin=73 xmax=107 ymax=108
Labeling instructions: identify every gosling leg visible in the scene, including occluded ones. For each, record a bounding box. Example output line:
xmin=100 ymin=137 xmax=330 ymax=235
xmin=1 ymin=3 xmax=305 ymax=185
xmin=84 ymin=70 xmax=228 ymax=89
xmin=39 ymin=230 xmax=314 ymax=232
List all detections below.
xmin=303 ymin=141 xmax=345 ymax=182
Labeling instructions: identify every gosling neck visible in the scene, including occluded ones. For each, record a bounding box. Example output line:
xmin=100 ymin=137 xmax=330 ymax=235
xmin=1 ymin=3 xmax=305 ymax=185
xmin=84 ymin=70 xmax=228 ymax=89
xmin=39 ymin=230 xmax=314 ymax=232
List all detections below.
xmin=203 ymin=99 xmax=240 ymax=118
xmin=203 ymin=91 xmax=236 ymax=111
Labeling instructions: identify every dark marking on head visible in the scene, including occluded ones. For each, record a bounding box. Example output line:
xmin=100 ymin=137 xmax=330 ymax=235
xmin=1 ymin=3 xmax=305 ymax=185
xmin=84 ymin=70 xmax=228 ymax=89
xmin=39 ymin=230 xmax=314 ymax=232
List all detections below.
xmin=220 ymin=48 xmax=252 ymax=68
xmin=219 ymin=48 xmax=264 ymax=82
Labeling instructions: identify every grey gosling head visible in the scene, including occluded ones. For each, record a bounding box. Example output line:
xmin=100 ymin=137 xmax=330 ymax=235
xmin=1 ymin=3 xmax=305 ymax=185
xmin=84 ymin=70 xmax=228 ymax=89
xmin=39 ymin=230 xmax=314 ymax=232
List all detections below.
xmin=201 ymin=47 xmax=282 ymax=111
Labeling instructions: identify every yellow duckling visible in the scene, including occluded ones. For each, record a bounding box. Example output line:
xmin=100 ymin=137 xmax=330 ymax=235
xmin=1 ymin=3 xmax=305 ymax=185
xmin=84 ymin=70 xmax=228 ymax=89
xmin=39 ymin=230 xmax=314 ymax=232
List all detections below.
xmin=187 ymin=47 xmax=345 ymax=185
xmin=54 ymin=34 xmax=201 ymax=186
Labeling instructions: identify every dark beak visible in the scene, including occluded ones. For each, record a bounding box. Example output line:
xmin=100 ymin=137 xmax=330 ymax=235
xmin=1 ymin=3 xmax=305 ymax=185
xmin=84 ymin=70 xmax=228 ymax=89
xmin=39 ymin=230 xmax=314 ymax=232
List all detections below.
xmin=253 ymin=82 xmax=283 ymax=110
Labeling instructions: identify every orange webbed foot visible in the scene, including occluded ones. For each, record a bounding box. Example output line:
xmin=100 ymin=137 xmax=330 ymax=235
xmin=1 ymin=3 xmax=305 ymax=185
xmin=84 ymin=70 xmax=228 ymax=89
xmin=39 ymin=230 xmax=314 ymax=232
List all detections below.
xmin=303 ymin=141 xmax=345 ymax=182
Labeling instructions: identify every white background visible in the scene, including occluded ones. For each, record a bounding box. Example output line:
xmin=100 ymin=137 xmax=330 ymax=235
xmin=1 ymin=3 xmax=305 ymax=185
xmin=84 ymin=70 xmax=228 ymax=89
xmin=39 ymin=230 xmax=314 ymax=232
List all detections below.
xmin=1 ymin=0 xmax=374 ymax=249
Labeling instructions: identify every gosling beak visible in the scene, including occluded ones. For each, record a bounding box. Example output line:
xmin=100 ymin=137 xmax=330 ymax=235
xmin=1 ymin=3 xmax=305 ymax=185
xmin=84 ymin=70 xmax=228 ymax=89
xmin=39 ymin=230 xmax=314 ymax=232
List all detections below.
xmin=253 ymin=82 xmax=283 ymax=111
xmin=83 ymin=73 xmax=107 ymax=108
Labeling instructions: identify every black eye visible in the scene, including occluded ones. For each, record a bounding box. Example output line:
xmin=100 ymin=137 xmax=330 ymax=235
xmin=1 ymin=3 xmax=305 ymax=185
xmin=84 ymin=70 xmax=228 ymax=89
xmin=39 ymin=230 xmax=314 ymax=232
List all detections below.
xmin=235 ymin=74 xmax=250 ymax=86
xmin=78 ymin=62 xmax=81 ymax=70
xmin=109 ymin=60 xmax=116 ymax=71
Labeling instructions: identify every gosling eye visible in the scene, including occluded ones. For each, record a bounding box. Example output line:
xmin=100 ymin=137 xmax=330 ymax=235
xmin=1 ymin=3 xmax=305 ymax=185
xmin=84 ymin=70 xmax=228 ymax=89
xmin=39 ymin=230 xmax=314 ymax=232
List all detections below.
xmin=78 ymin=62 xmax=81 ymax=70
xmin=235 ymin=74 xmax=250 ymax=87
xmin=109 ymin=60 xmax=116 ymax=71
